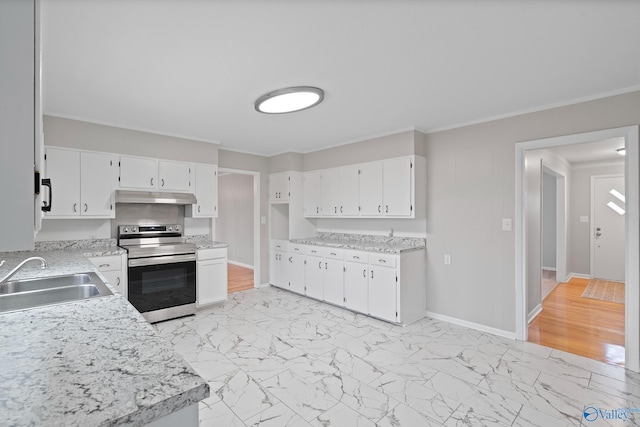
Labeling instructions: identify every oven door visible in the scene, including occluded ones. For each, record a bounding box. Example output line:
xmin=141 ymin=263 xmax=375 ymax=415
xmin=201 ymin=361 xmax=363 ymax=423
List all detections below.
xmin=127 ymin=254 xmax=196 ymax=314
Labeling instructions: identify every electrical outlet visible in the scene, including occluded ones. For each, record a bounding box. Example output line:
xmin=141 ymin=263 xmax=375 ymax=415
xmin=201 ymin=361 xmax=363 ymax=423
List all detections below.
xmin=444 ymin=254 xmax=451 ymax=265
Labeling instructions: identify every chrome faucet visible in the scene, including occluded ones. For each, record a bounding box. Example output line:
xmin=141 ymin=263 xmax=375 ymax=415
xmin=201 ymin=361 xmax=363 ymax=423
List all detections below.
xmin=0 ymin=257 xmax=49 ymax=284
xmin=389 ymin=228 xmax=394 ymax=237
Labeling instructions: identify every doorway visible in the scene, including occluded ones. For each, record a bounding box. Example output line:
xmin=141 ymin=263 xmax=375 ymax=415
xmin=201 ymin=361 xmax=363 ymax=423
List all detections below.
xmin=216 ymin=168 xmax=261 ymax=293
xmin=515 ymin=125 xmax=640 ymax=371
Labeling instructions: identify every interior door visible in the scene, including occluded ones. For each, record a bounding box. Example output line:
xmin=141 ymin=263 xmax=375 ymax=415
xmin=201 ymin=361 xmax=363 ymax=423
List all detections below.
xmin=593 ymin=175 xmax=625 ymax=282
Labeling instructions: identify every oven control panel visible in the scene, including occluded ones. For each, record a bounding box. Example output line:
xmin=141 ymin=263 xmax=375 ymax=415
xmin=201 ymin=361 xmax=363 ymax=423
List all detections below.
xmin=119 ymin=224 xmax=181 ymax=235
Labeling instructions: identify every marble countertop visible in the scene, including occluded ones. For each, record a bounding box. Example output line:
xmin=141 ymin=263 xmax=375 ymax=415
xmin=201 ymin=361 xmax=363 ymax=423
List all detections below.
xmin=0 ymin=249 xmax=209 ymax=426
xmin=183 ymin=235 xmax=229 ymax=250
xmin=290 ymin=232 xmax=426 ymax=254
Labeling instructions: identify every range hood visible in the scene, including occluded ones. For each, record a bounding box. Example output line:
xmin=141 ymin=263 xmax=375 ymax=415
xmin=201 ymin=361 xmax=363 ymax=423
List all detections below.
xmin=115 ymin=190 xmax=197 ymax=205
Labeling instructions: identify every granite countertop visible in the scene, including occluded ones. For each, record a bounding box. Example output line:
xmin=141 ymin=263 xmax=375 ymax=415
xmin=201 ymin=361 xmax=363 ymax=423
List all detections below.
xmin=290 ymin=232 xmax=426 ymax=254
xmin=184 ymin=235 xmax=229 ymax=250
xmin=0 ymin=249 xmax=209 ymax=426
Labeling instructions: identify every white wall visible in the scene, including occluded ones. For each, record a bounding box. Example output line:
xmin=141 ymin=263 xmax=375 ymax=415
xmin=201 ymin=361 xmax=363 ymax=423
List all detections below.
xmin=217 ymin=173 xmax=254 ymax=266
xmin=424 ymin=90 xmax=640 ymax=334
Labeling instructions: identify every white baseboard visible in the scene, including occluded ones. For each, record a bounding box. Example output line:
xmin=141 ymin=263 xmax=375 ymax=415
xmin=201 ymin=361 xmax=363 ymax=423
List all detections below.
xmin=425 ymin=311 xmax=517 ymax=340
xmin=255 ymin=282 xmax=271 ymax=288
xmin=564 ymin=272 xmax=590 ymax=281
xmin=528 ymin=304 xmax=543 ymax=324
xmin=228 ymin=260 xmax=254 ymax=270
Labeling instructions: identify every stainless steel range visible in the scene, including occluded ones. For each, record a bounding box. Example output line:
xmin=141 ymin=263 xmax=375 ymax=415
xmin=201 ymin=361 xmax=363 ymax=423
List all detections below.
xmin=118 ymin=224 xmax=196 ymax=323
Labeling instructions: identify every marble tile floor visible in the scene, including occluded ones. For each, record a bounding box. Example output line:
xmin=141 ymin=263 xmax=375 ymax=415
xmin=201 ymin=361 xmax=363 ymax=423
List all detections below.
xmin=154 ymin=286 xmax=640 ymax=426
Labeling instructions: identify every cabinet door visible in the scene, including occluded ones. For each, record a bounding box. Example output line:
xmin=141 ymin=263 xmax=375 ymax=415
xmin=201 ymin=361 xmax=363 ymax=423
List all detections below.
xmin=101 ymin=270 xmax=124 ymax=296
xmin=197 ymin=258 xmax=228 ymax=306
xmin=304 ymin=255 xmax=323 ymax=300
xmin=193 ymin=164 xmax=217 ymax=217
xmin=303 ymin=171 xmax=322 ymax=217
xmin=269 ymin=173 xmax=289 ymax=202
xmin=343 ymin=261 xmax=368 ymax=314
xmin=323 ymin=258 xmax=344 ymax=306
xmin=119 ymin=156 xmax=157 ymax=189
xmin=321 ymin=169 xmax=340 ymax=216
xmin=271 ymin=250 xmax=288 ymax=288
xmin=80 ymin=152 xmax=114 ymax=217
xmin=338 ymin=166 xmax=359 ymax=216
xmin=289 ymin=253 xmax=305 ymax=294
xmin=359 ymin=161 xmax=383 ymax=216
xmin=158 ymin=160 xmax=192 ymax=192
xmin=383 ymin=157 xmax=412 ymax=216
xmin=44 ymin=148 xmax=80 ymax=216
xmin=368 ymin=266 xmax=397 ymax=322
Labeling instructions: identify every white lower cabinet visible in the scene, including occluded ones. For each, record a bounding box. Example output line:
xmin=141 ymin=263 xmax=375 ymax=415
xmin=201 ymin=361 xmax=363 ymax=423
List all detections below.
xmin=270 ymin=240 xmax=289 ymax=289
xmin=343 ymin=256 xmax=370 ymax=314
xmin=269 ymin=240 xmax=426 ymax=325
xmin=89 ymin=254 xmax=127 ymax=297
xmin=197 ymin=248 xmax=228 ymax=307
xmin=288 ymin=249 xmax=305 ymax=294
xmin=304 ymin=251 xmax=324 ymax=300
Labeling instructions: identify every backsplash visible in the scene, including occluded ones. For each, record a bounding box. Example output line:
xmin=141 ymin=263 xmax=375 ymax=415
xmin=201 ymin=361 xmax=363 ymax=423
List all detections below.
xmin=315 ymin=232 xmax=426 ymax=247
xmin=35 ymin=238 xmax=118 ymax=251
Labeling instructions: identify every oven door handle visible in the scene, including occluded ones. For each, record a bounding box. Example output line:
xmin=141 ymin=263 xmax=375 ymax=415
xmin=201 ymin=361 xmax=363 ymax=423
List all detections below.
xmin=128 ymin=254 xmax=197 ymax=267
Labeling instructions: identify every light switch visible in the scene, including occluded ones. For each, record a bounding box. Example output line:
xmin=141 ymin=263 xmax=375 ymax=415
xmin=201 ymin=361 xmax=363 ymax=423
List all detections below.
xmin=444 ymin=254 xmax=451 ymax=265
xmin=580 ymin=216 xmax=589 ymax=223
xmin=502 ymin=218 xmax=512 ymax=232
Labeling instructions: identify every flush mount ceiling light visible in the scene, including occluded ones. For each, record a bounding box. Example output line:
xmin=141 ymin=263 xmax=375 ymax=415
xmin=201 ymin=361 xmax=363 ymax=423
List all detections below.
xmin=617 ymin=148 xmax=626 ymax=156
xmin=255 ymin=86 xmax=324 ymax=114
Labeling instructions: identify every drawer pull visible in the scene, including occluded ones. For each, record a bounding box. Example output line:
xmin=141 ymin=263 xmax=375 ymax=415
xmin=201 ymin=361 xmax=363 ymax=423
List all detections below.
xmin=311 ymin=250 xmax=317 ymax=253
xmin=330 ymin=252 xmax=336 ymax=256
xmin=294 ymin=248 xmax=300 ymax=251
xmin=353 ymin=256 xmax=359 ymax=260
xmin=378 ymin=259 xmax=386 ymax=263
xmin=99 ymin=264 xmax=110 ymax=268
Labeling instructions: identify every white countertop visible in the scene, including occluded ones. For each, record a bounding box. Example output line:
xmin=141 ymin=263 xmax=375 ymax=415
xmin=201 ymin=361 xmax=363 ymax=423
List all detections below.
xmin=0 ymin=248 xmax=209 ymax=426
xmin=290 ymin=232 xmax=426 ymax=254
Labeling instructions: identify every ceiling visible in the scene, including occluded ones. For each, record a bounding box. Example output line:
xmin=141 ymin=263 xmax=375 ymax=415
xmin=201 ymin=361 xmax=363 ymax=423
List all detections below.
xmin=42 ymin=1 xmax=640 ymax=157
xmin=544 ymin=137 xmax=626 ymax=165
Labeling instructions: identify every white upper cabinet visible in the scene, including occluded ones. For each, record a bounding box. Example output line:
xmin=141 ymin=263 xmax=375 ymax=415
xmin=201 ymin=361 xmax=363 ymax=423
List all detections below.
xmin=338 ymin=165 xmax=359 ymax=216
xmin=269 ymin=172 xmax=290 ymax=202
xmin=321 ymin=169 xmax=340 ymax=216
xmin=119 ymin=156 xmax=157 ymax=190
xmin=158 ymin=160 xmax=192 ymax=192
xmin=44 ymin=147 xmax=115 ymax=218
xmin=188 ymin=163 xmax=217 ymax=217
xmin=303 ymin=155 xmax=415 ymax=219
xmin=119 ymin=156 xmax=194 ymax=193
xmin=359 ymin=161 xmax=384 ymax=216
xmin=303 ymin=171 xmax=322 ymax=217
xmin=80 ymin=152 xmax=115 ymax=216
xmin=382 ymin=157 xmax=413 ymax=216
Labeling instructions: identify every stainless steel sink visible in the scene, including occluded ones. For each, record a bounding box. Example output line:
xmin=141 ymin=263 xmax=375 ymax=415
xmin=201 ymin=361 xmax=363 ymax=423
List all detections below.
xmin=0 ymin=272 xmax=113 ymax=314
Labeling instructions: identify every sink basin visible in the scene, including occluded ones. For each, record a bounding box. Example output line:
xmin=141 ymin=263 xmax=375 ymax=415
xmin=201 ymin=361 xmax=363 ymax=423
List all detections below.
xmin=0 ymin=272 xmax=113 ymax=314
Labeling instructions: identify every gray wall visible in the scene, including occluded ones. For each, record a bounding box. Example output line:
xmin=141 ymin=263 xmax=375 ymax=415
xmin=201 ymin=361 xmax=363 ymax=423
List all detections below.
xmin=217 ymin=173 xmax=254 ymax=266
xmin=217 ymin=149 xmax=270 ymax=285
xmin=270 ymin=152 xmax=303 ymax=173
xmin=424 ymin=90 xmax=640 ymax=334
xmin=569 ymin=161 xmax=625 ymax=276
xmin=303 ymin=130 xmax=418 ymax=171
xmin=44 ymin=116 xmax=218 ymax=164
xmin=0 ymin=0 xmax=35 ymax=251
xmin=542 ymin=171 xmax=557 ymax=269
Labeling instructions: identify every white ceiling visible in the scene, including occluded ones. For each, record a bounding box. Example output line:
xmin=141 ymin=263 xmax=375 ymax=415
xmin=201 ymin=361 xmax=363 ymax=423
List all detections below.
xmin=43 ymin=1 xmax=640 ymax=157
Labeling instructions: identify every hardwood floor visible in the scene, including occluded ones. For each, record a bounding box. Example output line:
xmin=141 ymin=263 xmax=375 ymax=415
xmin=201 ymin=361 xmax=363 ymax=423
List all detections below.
xmin=528 ymin=277 xmax=625 ymax=366
xmin=228 ymin=263 xmax=254 ymax=293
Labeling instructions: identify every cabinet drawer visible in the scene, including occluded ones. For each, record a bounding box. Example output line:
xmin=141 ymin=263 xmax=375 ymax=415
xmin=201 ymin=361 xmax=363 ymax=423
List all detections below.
xmin=270 ymin=240 xmax=289 ymax=251
xmin=369 ymin=253 xmax=397 ymax=267
xmin=89 ymin=255 xmax=122 ymax=272
xmin=289 ymin=244 xmax=305 ymax=254
xmin=304 ymin=245 xmax=322 ymax=256
xmin=319 ymin=247 xmax=344 ymax=260
xmin=344 ymin=250 xmax=369 ymax=264
xmin=197 ymin=248 xmax=227 ymax=261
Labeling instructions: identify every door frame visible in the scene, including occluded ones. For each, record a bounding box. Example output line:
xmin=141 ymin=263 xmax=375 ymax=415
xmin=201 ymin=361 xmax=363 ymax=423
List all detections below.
xmin=541 ymin=164 xmax=568 ymax=283
xmin=590 ymin=174 xmax=626 ymax=280
xmin=217 ymin=167 xmax=261 ymax=289
xmin=515 ymin=125 xmax=640 ymax=372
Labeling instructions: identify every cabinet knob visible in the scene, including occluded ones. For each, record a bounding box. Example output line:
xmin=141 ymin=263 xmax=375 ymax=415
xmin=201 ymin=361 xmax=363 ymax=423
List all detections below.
xmin=161 ymin=178 xmax=165 ymax=187
xmin=386 ymin=205 xmax=389 ymax=213
xmin=151 ymin=177 xmax=154 ymax=186
xmin=319 ymin=261 xmax=322 ymax=269
xmin=378 ymin=205 xmax=381 ymax=213
xmin=84 ymin=203 xmax=88 ymax=212
xmin=363 ymin=269 xmax=366 ymax=277
xmin=73 ymin=203 xmax=77 ymax=212
xmin=198 ymin=206 xmax=201 ymax=213
xmin=116 ymin=277 xmax=120 ymax=286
